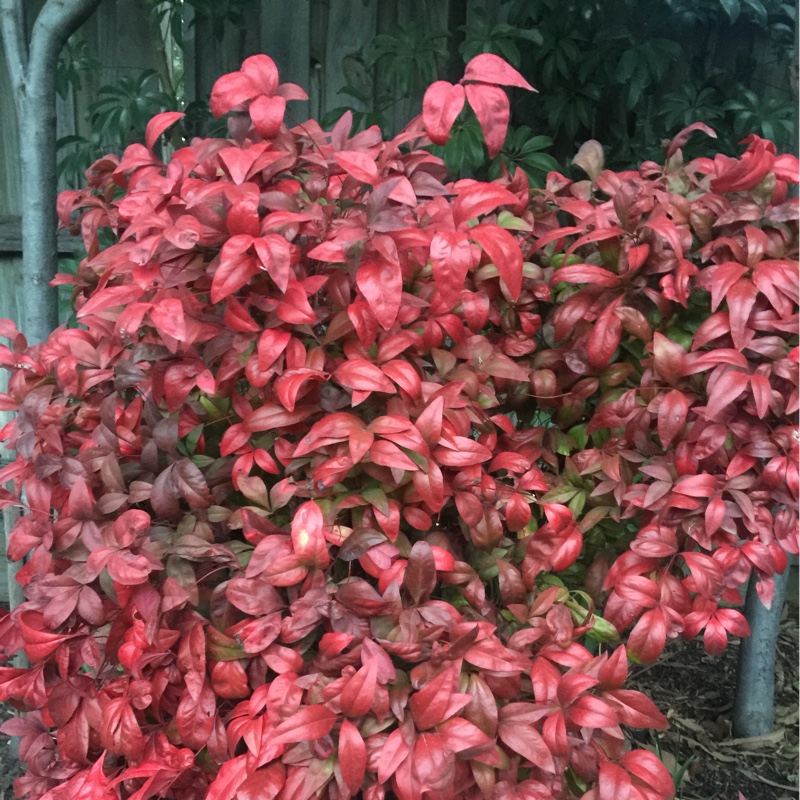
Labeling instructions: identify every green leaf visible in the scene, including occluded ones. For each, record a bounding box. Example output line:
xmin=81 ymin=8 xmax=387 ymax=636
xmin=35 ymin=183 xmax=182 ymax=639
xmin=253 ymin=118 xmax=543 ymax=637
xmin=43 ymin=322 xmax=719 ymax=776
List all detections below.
xmin=540 ymin=485 xmax=579 ymax=504
xmin=585 ymin=615 xmax=620 ymax=643
xmin=568 ymin=424 xmax=588 ymax=450
xmin=362 ymin=486 xmax=390 ymax=516
xmin=719 ymin=0 xmax=741 ymax=21
xmin=742 ymin=0 xmax=767 ymax=21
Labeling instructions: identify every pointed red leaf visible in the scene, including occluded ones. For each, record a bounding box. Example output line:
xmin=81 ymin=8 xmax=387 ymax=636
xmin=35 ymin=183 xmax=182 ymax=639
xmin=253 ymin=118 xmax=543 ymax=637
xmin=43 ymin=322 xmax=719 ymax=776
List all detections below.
xmin=338 ymin=719 xmax=366 ymax=794
xmin=357 ymin=258 xmax=402 ymax=329
xmin=410 ymin=666 xmax=454 ymax=730
xmin=339 ymin=658 xmax=378 ymax=718
xmin=334 ymin=151 xmax=379 ymax=186
xmin=422 ymin=81 xmax=466 ymax=145
xmin=657 ymin=390 xmax=690 ymax=448
xmin=705 ymin=369 xmax=748 ymax=420
xmin=462 ymin=53 xmax=535 ymax=90
xmin=145 ymin=111 xmax=185 ymax=151
xmin=430 ymin=230 xmax=474 ymax=307
xmin=470 ymin=224 xmax=523 ymax=300
xmin=465 ymin=83 xmax=510 ymax=158
xmin=271 ymin=705 xmax=337 ymax=745
xmin=250 ymin=94 xmax=286 ymax=137
xmin=498 ymin=722 xmax=555 ymax=771
xmin=453 ymin=184 xmax=519 ymax=228
xmin=404 ymin=541 xmax=437 ymax=606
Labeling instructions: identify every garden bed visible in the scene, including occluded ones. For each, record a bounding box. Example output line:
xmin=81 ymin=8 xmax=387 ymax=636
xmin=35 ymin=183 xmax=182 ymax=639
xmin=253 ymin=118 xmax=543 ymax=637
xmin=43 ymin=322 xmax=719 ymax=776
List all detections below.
xmin=630 ymin=604 xmax=799 ymax=800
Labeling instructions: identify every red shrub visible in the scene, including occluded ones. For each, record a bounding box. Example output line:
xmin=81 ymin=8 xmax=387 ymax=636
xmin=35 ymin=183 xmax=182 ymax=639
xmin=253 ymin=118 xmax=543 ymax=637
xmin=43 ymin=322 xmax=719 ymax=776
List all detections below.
xmin=0 ymin=53 xmax=796 ymax=800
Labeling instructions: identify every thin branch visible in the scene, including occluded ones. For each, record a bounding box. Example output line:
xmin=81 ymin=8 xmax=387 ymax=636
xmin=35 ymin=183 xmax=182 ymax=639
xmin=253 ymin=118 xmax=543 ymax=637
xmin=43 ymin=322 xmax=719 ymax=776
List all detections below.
xmin=27 ymin=0 xmax=101 ymax=91
xmin=0 ymin=0 xmax=28 ymax=102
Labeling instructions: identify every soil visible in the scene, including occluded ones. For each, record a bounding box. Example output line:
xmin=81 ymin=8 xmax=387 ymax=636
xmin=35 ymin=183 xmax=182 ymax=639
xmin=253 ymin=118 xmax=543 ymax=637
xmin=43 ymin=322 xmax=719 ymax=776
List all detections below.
xmin=0 ymin=608 xmax=795 ymax=800
xmin=628 ymin=602 xmax=799 ymax=800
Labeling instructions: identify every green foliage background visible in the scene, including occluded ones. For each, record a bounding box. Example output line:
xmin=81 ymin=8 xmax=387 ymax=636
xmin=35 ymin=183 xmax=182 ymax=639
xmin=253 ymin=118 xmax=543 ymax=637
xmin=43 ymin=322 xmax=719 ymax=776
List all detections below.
xmin=56 ymin=0 xmax=797 ymax=190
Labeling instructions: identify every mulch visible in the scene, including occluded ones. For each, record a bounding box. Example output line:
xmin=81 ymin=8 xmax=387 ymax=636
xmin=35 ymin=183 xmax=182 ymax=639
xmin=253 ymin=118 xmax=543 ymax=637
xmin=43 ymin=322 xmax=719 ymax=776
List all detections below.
xmin=0 ymin=606 xmax=795 ymax=800
xmin=628 ymin=601 xmax=799 ymax=800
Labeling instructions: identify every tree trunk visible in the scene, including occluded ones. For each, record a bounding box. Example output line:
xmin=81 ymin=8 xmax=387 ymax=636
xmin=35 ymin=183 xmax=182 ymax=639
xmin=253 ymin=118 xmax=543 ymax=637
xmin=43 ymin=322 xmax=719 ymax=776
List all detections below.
xmin=733 ymin=566 xmax=791 ymax=737
xmin=0 ymin=0 xmax=101 ymax=344
xmin=0 ymin=0 xmax=100 ymax=688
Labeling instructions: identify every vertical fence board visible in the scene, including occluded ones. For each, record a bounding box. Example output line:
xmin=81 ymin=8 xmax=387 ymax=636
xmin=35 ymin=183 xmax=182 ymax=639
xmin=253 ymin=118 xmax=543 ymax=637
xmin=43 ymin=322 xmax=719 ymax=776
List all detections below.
xmin=0 ymin=60 xmax=20 ymax=216
xmin=321 ymin=0 xmax=377 ymax=120
xmin=260 ymin=0 xmax=312 ymax=123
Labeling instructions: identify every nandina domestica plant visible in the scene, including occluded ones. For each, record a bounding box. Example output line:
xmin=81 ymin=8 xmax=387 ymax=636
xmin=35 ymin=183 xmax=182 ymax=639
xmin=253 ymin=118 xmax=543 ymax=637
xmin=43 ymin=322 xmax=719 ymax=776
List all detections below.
xmin=0 ymin=49 xmax=795 ymax=800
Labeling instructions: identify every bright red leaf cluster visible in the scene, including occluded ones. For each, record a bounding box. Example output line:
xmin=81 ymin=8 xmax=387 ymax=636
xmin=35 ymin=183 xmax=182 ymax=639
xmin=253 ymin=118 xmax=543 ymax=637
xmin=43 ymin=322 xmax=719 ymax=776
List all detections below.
xmin=0 ymin=52 xmax=796 ymax=800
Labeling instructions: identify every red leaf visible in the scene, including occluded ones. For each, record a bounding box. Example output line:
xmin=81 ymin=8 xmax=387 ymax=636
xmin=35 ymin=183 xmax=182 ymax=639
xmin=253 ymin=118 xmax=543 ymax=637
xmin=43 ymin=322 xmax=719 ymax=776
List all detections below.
xmin=673 ymin=473 xmax=716 ymax=498
xmin=333 ymin=359 xmax=396 ymax=394
xmin=587 ymin=296 xmax=623 ymax=369
xmin=238 ymin=763 xmax=286 ymax=800
xmin=657 ymin=390 xmax=690 ymax=448
xmin=433 ymin=437 xmax=492 ymax=466
xmin=619 ymin=750 xmax=676 ymax=798
xmin=413 ymin=462 xmax=445 ymax=512
xmin=568 ymin=695 xmax=619 ymax=728
xmin=627 ymin=608 xmax=667 ymax=664
xmin=338 ymin=719 xmax=366 ymax=794
xmin=370 ymin=440 xmax=418 ymax=471
xmin=291 ymin=501 xmax=330 ymax=569
xmin=706 ymin=262 xmax=747 ymax=312
xmin=254 ymin=235 xmax=293 ymax=293
xmin=666 ymin=122 xmax=717 ymax=159
xmin=726 ymin=278 xmax=757 ymax=350
xmin=175 ymin=673 xmax=216 ymax=750
xmin=145 ymin=111 xmax=184 ymax=151
xmin=334 ymin=151 xmax=379 ymax=186
xmin=436 ymin=716 xmax=492 ymax=756
xmin=339 ymin=659 xmax=378 ymax=718
xmin=682 ymin=551 xmax=724 ymax=598
xmin=277 ymin=280 xmax=317 ymax=324
xmin=206 ymin=757 xmax=250 ymax=800
xmin=415 ymin=397 xmax=444 ymax=445
xmin=271 ymin=705 xmax=337 ymax=745
xmin=211 ymin=236 xmax=257 ymax=302
xmin=550 ymin=264 xmax=621 ymax=287
xmin=498 ymin=722 xmax=555 ymax=771
xmin=642 ymin=216 xmax=685 ymax=257
xmin=422 ymin=81 xmax=466 ymax=145
xmin=599 ymin=762 xmax=632 ymax=800
xmin=405 ymin=541 xmax=437 ymax=606
xmin=378 ymin=728 xmax=411 ymax=784
xmin=241 ymin=55 xmax=280 ymax=94
xmin=604 ymin=689 xmax=668 ymax=729
xmin=410 ymin=666 xmax=455 ymax=730
xmin=470 ymin=224 xmax=523 ymax=300
xmin=465 ymin=83 xmax=510 ymax=159
xmin=357 ymin=258 xmax=402 ymax=329
xmin=749 ymin=373 xmax=772 ymax=419
xmin=462 ymin=53 xmax=535 ymax=91
xmin=245 ymin=404 xmax=315 ymax=433
xmin=257 ymin=328 xmax=291 ymax=371
xmin=705 ymin=369 xmax=748 ymax=420
xmin=430 ymin=230 xmax=474 ymax=306
xmin=210 ymin=75 xmax=254 ymax=117
xmin=453 ymin=184 xmax=519 ymax=228
xmin=250 ymin=94 xmax=286 ymax=137
xmin=652 ymin=332 xmax=686 ymax=385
